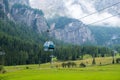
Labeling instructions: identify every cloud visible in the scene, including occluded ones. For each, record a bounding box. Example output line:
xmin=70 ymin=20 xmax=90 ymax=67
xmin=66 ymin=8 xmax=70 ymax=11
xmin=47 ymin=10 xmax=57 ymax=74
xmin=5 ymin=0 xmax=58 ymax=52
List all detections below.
xmin=30 ymin=0 xmax=66 ymax=18
xmin=97 ymin=15 xmax=120 ymax=27
xmin=80 ymin=12 xmax=120 ymax=27
xmin=64 ymin=0 xmax=95 ymax=19
xmin=30 ymin=0 xmax=120 ymax=27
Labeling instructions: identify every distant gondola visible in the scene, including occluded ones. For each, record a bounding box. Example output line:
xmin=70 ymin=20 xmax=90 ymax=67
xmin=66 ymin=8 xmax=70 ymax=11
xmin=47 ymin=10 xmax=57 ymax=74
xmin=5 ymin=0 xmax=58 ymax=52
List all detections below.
xmin=43 ymin=41 xmax=55 ymax=51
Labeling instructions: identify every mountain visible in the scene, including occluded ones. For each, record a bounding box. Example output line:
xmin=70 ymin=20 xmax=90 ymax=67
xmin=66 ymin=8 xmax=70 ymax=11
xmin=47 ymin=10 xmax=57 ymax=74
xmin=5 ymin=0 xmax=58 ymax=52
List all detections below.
xmin=1 ymin=0 xmax=48 ymax=33
xmin=30 ymin=0 xmax=120 ymax=46
xmin=0 ymin=0 xmax=50 ymax=65
xmin=11 ymin=4 xmax=48 ymax=33
xmin=0 ymin=0 xmax=48 ymax=46
xmin=1 ymin=0 xmax=120 ymax=46
xmin=89 ymin=26 xmax=120 ymax=46
xmin=0 ymin=0 xmax=49 ymax=45
xmin=48 ymin=17 xmax=120 ymax=46
xmin=48 ymin=17 xmax=95 ymax=45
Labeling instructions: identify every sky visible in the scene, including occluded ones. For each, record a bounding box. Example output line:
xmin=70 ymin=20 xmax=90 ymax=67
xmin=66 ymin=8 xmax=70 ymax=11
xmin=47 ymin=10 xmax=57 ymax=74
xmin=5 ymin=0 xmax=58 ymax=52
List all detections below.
xmin=29 ymin=0 xmax=120 ymax=27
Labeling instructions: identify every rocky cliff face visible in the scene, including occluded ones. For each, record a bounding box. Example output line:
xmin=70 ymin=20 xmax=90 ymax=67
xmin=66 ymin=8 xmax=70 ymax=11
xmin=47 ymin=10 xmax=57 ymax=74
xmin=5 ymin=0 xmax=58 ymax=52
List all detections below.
xmin=49 ymin=17 xmax=95 ymax=44
xmin=0 ymin=0 xmax=6 ymax=14
xmin=0 ymin=0 xmax=48 ymax=33
xmin=11 ymin=4 xmax=48 ymax=32
xmin=0 ymin=0 xmax=4 ymax=11
xmin=0 ymin=0 xmax=7 ymax=19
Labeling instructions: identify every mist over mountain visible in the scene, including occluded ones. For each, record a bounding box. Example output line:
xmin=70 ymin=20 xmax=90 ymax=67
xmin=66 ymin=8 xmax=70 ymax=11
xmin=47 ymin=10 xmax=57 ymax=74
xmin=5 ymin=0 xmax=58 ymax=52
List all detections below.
xmin=29 ymin=0 xmax=120 ymax=45
xmin=30 ymin=0 xmax=120 ymax=27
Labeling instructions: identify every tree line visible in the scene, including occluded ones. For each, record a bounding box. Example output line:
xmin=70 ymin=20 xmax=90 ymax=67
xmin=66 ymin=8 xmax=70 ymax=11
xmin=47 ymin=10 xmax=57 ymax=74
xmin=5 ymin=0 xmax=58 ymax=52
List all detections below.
xmin=0 ymin=35 xmax=115 ymax=66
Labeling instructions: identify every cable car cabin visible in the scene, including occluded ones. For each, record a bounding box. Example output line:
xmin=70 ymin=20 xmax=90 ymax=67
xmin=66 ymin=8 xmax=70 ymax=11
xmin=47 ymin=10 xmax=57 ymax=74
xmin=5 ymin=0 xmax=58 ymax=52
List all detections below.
xmin=43 ymin=41 xmax=55 ymax=51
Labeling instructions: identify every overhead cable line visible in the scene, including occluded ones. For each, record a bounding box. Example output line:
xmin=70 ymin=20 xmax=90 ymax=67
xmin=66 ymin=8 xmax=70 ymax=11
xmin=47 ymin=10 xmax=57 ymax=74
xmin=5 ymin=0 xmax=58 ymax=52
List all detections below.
xmin=50 ymin=2 xmax=120 ymax=32
xmin=86 ymin=12 xmax=120 ymax=26
xmin=68 ymin=12 xmax=120 ymax=32
xmin=79 ymin=1 xmax=120 ymax=20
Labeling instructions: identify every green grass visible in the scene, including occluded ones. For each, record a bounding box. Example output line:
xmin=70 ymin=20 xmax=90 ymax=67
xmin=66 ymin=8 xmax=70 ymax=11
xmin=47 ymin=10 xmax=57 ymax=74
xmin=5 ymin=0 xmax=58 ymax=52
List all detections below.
xmin=0 ymin=64 xmax=120 ymax=80
xmin=0 ymin=57 xmax=120 ymax=80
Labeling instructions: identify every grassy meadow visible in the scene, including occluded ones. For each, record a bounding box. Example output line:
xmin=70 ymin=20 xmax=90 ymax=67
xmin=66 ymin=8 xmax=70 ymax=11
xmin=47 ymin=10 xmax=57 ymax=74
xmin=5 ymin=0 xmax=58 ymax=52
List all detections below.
xmin=0 ymin=57 xmax=120 ymax=80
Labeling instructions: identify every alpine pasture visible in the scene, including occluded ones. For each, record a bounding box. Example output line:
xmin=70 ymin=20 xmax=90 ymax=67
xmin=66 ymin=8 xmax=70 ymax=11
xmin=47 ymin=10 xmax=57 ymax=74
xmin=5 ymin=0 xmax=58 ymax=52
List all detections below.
xmin=0 ymin=57 xmax=120 ymax=80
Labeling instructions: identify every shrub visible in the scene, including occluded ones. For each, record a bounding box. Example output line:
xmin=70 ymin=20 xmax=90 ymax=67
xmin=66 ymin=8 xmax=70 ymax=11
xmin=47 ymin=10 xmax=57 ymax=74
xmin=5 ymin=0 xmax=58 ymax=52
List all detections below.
xmin=62 ymin=63 xmax=66 ymax=68
xmin=116 ymin=58 xmax=120 ymax=64
xmin=61 ymin=62 xmax=77 ymax=68
xmin=112 ymin=59 xmax=115 ymax=64
xmin=71 ymin=62 xmax=76 ymax=68
xmin=80 ymin=63 xmax=86 ymax=68
xmin=26 ymin=66 xmax=29 ymax=69
xmin=83 ymin=54 xmax=92 ymax=59
xmin=67 ymin=62 xmax=71 ymax=68
xmin=0 ymin=65 xmax=6 ymax=74
xmin=2 ymin=70 xmax=6 ymax=74
xmin=0 ymin=65 xmax=4 ymax=71
xmin=92 ymin=58 xmax=96 ymax=65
